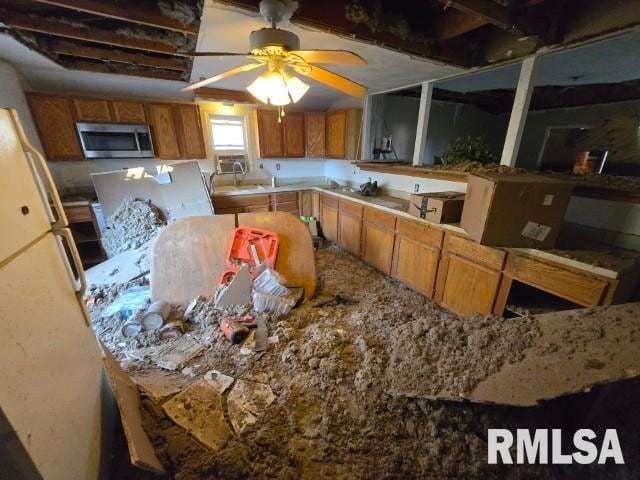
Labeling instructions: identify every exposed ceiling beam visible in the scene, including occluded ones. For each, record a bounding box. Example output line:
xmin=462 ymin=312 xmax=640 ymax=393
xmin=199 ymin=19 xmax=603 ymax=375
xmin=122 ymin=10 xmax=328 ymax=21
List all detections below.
xmin=29 ymin=0 xmax=198 ymax=35
xmin=194 ymin=87 xmax=255 ymax=103
xmin=439 ymin=0 xmax=515 ymax=32
xmin=47 ymin=39 xmax=189 ymax=71
xmin=0 ymin=9 xmax=187 ymax=56
xmin=58 ymin=58 xmax=186 ymax=81
xmin=434 ymin=8 xmax=489 ymax=40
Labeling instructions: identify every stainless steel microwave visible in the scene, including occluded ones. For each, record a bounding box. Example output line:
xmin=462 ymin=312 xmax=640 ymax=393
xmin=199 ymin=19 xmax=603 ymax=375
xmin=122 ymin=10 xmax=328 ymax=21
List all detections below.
xmin=76 ymin=123 xmax=154 ymax=159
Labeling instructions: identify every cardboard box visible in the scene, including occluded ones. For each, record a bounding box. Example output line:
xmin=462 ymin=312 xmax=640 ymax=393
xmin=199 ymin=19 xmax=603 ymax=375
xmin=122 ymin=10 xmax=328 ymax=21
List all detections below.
xmin=460 ymin=173 xmax=574 ymax=248
xmin=408 ymin=191 xmax=465 ymax=223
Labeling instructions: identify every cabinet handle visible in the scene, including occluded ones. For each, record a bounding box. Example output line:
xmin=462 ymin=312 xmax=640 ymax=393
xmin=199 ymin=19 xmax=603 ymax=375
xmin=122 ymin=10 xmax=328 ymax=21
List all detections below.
xmin=54 ymin=228 xmax=91 ymax=326
xmin=9 ymin=109 xmax=67 ymax=229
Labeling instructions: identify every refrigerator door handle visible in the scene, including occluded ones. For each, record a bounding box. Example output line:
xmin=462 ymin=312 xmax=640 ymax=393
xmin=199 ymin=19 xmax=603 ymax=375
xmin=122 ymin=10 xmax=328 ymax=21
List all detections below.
xmin=9 ymin=109 xmax=68 ymax=229
xmin=54 ymin=229 xmax=91 ymax=326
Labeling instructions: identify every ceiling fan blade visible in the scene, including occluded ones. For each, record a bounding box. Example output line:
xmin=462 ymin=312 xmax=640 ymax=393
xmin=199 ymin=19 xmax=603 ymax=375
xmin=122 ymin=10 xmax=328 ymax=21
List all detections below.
xmin=185 ymin=52 xmax=253 ymax=57
xmin=289 ymin=50 xmax=367 ymax=66
xmin=182 ymin=63 xmax=264 ymax=91
xmin=295 ymin=65 xmax=367 ymax=97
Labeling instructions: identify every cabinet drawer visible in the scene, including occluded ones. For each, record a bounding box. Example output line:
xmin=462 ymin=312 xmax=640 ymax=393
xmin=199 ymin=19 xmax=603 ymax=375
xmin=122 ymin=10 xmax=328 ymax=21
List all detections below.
xmin=364 ymin=207 xmax=396 ymax=230
xmin=213 ymin=194 xmax=271 ymax=209
xmin=339 ymin=199 xmax=363 ymax=218
xmin=445 ymin=233 xmax=505 ymax=270
xmin=64 ymin=205 xmax=92 ymax=223
xmin=507 ymin=254 xmax=608 ymax=307
xmin=396 ymin=218 xmax=443 ymax=248
xmin=276 ymin=201 xmax=299 ymax=213
xmin=322 ymin=193 xmax=339 ymax=209
xmin=274 ymin=191 xmax=298 ymax=203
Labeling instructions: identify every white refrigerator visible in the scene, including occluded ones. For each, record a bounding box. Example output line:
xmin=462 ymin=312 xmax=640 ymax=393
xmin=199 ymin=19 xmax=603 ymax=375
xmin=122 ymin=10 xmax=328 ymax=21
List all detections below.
xmin=0 ymin=108 xmax=106 ymax=479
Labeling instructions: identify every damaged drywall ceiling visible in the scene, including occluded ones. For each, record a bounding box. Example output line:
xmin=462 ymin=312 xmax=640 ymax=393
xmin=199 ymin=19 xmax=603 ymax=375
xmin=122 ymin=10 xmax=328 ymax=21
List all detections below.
xmin=188 ymin=1 xmax=462 ymax=108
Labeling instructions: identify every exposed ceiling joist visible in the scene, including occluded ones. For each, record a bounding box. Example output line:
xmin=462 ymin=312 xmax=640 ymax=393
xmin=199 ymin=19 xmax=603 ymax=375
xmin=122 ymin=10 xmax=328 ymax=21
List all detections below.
xmin=0 ymin=9 xmax=186 ymax=56
xmin=48 ymin=39 xmax=189 ymax=71
xmin=194 ymin=87 xmax=255 ymax=103
xmin=29 ymin=0 xmax=198 ymax=35
xmin=434 ymin=8 xmax=489 ymax=40
xmin=59 ymin=57 xmax=185 ymax=81
xmin=439 ymin=0 xmax=514 ymax=31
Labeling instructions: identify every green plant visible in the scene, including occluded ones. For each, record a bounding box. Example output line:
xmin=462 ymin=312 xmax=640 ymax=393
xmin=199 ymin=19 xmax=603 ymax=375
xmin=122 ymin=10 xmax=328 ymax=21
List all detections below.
xmin=441 ymin=136 xmax=497 ymax=165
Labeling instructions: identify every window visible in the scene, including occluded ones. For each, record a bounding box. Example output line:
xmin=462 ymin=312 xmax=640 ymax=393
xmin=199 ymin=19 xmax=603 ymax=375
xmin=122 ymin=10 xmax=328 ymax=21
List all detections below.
xmin=209 ymin=114 xmax=247 ymax=152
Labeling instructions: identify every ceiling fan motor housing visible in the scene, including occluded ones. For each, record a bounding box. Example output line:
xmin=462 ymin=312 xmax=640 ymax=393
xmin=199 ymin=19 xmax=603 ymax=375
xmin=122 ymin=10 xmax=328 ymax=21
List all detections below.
xmin=250 ymin=28 xmax=300 ymax=53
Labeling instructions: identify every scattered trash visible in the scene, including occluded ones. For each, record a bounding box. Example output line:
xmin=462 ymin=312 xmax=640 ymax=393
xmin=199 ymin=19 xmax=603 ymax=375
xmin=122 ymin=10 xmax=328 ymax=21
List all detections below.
xmin=253 ymin=268 xmax=289 ymax=296
xmin=158 ymin=320 xmax=186 ymax=340
xmin=162 ymin=379 xmax=232 ymax=451
xmin=137 ymin=335 xmax=205 ymax=371
xmin=215 ymin=264 xmax=251 ymax=307
xmin=313 ymin=294 xmax=358 ymax=308
xmin=227 ymin=378 xmax=276 ymax=434
xmin=121 ymin=321 xmax=143 ymax=338
xmin=220 ymin=315 xmax=256 ymax=344
xmin=203 ymin=369 xmax=235 ymax=394
xmin=141 ymin=301 xmax=171 ymax=330
xmin=254 ymin=315 xmax=268 ymax=353
xmin=101 ymin=285 xmax=150 ymax=319
xmin=252 ymin=290 xmax=296 ymax=316
xmin=131 ymin=371 xmax=182 ymax=402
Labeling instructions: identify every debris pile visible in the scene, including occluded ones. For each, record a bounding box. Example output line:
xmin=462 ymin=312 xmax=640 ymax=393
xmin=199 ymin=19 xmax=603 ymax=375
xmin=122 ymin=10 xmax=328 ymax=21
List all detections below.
xmin=101 ymin=196 xmax=166 ymax=256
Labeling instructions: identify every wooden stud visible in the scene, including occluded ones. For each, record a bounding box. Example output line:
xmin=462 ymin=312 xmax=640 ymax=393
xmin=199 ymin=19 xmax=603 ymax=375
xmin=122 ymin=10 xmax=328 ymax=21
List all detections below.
xmin=434 ymin=8 xmax=489 ymax=40
xmin=412 ymin=81 xmax=433 ymax=166
xmin=193 ymin=87 xmax=255 ymax=103
xmin=438 ymin=0 xmax=514 ymax=31
xmin=48 ymin=40 xmax=189 ymax=71
xmin=500 ymin=55 xmax=537 ymax=167
xmin=30 ymin=0 xmax=198 ymax=35
xmin=1 ymin=9 xmax=185 ymax=56
xmin=59 ymin=58 xmax=185 ymax=81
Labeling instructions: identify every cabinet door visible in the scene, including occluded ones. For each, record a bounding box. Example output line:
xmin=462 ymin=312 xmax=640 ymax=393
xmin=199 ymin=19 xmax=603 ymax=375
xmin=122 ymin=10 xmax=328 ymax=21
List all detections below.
xmin=147 ymin=103 xmax=181 ymax=159
xmin=27 ymin=94 xmax=82 ymax=161
xmin=174 ymin=104 xmax=206 ymax=159
xmin=391 ymin=235 xmax=439 ymax=298
xmin=338 ymin=213 xmax=362 ymax=257
xmin=312 ymin=191 xmax=321 ymax=218
xmin=112 ymin=101 xmax=146 ymax=123
xmin=321 ymin=205 xmax=338 ymax=242
xmin=305 ymin=112 xmax=325 ymax=157
xmin=362 ymin=222 xmax=395 ymax=274
xmin=283 ymin=112 xmax=305 ymax=157
xmin=326 ymin=110 xmax=347 ymax=158
xmin=438 ymin=252 xmax=501 ymax=316
xmin=257 ymin=109 xmax=284 ymax=158
xmin=72 ymin=98 xmax=112 ymax=122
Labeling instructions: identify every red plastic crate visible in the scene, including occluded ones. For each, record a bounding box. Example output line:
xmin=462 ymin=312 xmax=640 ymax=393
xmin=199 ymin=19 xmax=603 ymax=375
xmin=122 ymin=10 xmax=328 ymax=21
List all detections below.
xmin=219 ymin=226 xmax=279 ymax=284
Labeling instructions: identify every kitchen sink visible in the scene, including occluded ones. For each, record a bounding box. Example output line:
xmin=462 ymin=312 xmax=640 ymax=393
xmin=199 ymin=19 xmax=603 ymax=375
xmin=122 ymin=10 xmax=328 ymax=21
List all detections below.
xmin=214 ymin=184 xmax=266 ymax=192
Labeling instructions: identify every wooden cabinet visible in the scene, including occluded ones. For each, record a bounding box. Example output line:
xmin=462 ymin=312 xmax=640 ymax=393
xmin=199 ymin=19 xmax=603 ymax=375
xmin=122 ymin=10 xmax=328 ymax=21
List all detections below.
xmin=27 ymin=94 xmax=82 ymax=162
xmin=174 ymin=104 xmax=206 ymax=159
xmin=326 ymin=108 xmax=362 ymax=159
xmin=257 ymin=109 xmax=284 ymax=158
xmin=320 ymin=193 xmax=338 ymax=242
xmin=391 ymin=218 xmax=443 ymax=298
xmin=312 ymin=191 xmax=321 ymax=218
xmin=147 ymin=103 xmax=181 ymax=159
xmin=305 ymin=112 xmax=325 ymax=157
xmin=112 ymin=101 xmax=146 ymax=123
xmin=283 ymin=112 xmax=305 ymax=157
xmin=435 ymin=233 xmax=506 ymax=316
xmin=362 ymin=207 xmax=396 ymax=274
xmin=338 ymin=199 xmax=363 ymax=257
xmin=72 ymin=98 xmax=112 ymax=122
xmin=212 ymin=194 xmax=271 ymax=215
xmin=272 ymin=191 xmax=299 ymax=214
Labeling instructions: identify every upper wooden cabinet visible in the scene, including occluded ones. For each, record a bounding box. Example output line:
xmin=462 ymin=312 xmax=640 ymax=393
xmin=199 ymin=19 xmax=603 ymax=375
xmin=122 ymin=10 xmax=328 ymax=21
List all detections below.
xmin=257 ymin=109 xmax=284 ymax=158
xmin=147 ymin=103 xmax=181 ymax=160
xmin=326 ymin=108 xmax=362 ymax=160
xmin=174 ymin=104 xmax=206 ymax=159
xmin=283 ymin=112 xmax=305 ymax=157
xmin=305 ymin=112 xmax=325 ymax=157
xmin=27 ymin=94 xmax=83 ymax=162
xmin=112 ymin=101 xmax=146 ymax=123
xmin=72 ymin=98 xmax=112 ymax=122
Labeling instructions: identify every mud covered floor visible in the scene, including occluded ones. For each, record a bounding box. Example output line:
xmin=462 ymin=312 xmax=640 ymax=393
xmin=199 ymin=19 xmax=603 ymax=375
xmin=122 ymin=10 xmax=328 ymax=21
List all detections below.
xmin=107 ymin=247 xmax=640 ymax=480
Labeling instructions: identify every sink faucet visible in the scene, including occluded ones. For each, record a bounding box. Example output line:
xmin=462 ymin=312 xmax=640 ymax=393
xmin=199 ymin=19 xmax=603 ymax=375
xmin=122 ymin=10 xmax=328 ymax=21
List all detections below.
xmin=232 ymin=161 xmax=246 ymax=186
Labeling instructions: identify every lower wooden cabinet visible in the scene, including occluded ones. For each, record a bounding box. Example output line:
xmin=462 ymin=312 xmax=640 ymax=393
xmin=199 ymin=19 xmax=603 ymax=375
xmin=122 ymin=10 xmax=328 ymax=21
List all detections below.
xmin=392 ymin=235 xmax=440 ymax=298
xmin=321 ymin=193 xmax=339 ymax=242
xmin=435 ymin=233 xmax=506 ymax=316
xmin=338 ymin=199 xmax=363 ymax=257
xmin=362 ymin=207 xmax=396 ymax=275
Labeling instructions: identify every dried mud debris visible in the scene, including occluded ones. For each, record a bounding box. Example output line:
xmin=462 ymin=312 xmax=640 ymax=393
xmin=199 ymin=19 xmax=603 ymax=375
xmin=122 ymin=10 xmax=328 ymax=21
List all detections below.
xmin=101 ymin=196 xmax=166 ymax=257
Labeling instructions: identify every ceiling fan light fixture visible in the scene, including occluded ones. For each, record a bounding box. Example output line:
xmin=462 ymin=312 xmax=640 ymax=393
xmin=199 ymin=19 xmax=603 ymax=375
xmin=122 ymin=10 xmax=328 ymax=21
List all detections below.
xmin=246 ymin=68 xmax=309 ymax=106
xmin=283 ymin=73 xmax=309 ymax=103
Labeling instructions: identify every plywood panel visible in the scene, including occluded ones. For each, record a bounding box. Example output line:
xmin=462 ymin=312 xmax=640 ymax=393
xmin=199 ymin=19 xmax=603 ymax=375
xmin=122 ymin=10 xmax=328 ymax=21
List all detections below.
xmin=238 ymin=212 xmax=317 ymax=298
xmin=151 ymin=215 xmax=236 ymax=304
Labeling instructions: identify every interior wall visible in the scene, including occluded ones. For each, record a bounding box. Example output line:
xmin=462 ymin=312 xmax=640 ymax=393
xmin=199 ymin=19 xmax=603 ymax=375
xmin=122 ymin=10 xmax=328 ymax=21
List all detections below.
xmin=517 ymin=99 xmax=640 ymax=170
xmin=423 ymin=101 xmax=509 ymax=165
xmin=0 ymin=59 xmax=43 ymax=152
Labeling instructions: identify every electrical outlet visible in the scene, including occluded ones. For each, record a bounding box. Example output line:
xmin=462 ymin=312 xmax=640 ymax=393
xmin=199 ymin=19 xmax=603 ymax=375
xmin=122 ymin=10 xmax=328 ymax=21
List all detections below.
xmin=414 ymin=184 xmax=419 ymax=193
xmin=259 ymin=163 xmax=263 ymax=169
xmin=276 ymin=163 xmax=281 ymax=171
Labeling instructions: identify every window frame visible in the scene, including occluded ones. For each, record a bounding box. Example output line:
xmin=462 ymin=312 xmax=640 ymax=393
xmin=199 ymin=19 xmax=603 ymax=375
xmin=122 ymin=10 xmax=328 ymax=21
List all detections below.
xmin=208 ymin=113 xmax=248 ymax=153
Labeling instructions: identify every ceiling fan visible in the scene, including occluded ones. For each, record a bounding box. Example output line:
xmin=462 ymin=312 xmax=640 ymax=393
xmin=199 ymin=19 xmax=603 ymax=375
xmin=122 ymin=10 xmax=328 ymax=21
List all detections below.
xmin=182 ymin=0 xmax=368 ymax=107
